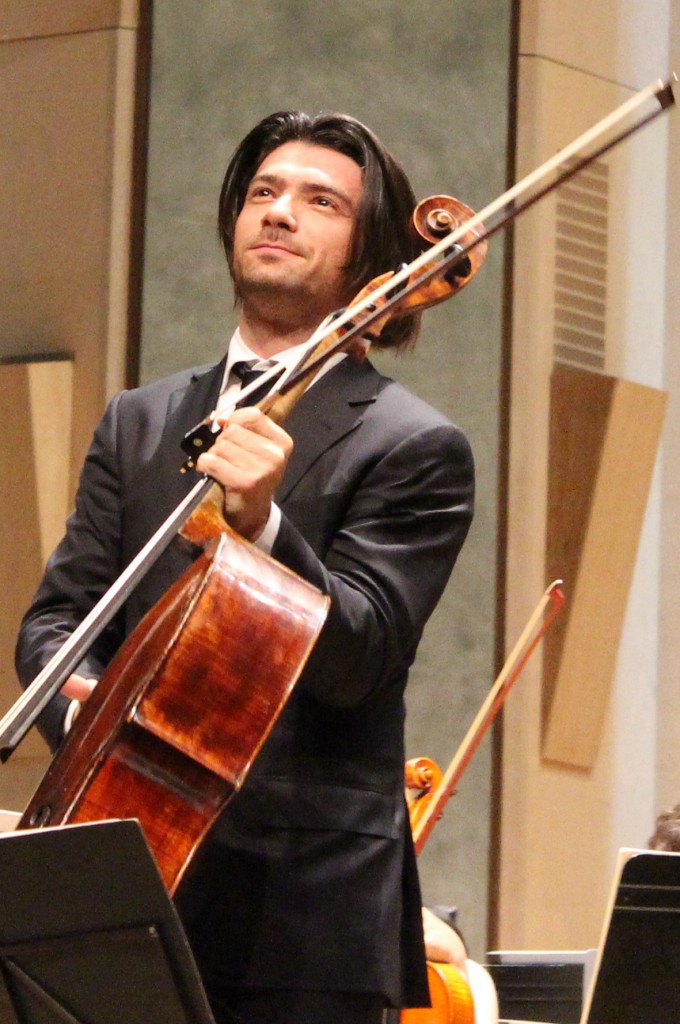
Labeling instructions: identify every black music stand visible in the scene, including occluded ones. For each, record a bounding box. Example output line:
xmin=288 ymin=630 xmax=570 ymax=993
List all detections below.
xmin=0 ymin=819 xmax=216 ymax=1024
xmin=581 ymin=849 xmax=680 ymax=1024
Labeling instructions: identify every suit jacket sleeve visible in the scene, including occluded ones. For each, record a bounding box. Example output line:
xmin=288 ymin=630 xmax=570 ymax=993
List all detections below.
xmin=272 ymin=387 xmax=474 ymax=708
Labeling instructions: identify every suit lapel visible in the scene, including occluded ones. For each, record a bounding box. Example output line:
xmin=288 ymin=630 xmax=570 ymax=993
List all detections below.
xmin=161 ymin=357 xmax=227 ymax=503
xmin=166 ymin=357 xmax=227 ymax=428
xmin=153 ymin=353 xmax=383 ymax=506
xmin=277 ymin=357 xmax=382 ymax=502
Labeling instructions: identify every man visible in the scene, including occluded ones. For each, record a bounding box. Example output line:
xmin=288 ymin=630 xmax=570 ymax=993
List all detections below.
xmin=16 ymin=112 xmax=475 ymax=1024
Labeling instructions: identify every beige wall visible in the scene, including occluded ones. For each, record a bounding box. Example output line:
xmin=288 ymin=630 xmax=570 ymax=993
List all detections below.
xmin=499 ymin=0 xmax=676 ymax=949
xmin=0 ymin=1 xmax=144 ymax=806
xmin=658 ymin=1 xmax=680 ymax=821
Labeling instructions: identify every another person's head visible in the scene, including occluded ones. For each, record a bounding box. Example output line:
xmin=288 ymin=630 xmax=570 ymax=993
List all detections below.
xmin=648 ymin=804 xmax=680 ymax=852
xmin=218 ymin=111 xmax=421 ymax=349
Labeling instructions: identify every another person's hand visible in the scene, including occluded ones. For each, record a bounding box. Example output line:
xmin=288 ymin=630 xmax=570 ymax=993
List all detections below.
xmin=421 ymin=908 xmax=501 ymax=1024
xmin=422 ymin=907 xmax=468 ymax=974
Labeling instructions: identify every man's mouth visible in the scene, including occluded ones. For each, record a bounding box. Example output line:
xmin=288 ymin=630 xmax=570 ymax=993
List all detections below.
xmin=251 ymin=238 xmax=303 ymax=257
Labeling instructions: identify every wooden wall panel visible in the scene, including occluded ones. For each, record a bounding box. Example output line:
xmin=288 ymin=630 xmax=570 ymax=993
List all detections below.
xmin=0 ymin=359 xmax=73 ymax=759
xmin=0 ymin=0 xmax=142 ymax=485
xmin=542 ymin=366 xmax=666 ymax=768
xmin=0 ymin=1 xmax=138 ymax=41
xmin=0 ymin=1 xmax=146 ymax=806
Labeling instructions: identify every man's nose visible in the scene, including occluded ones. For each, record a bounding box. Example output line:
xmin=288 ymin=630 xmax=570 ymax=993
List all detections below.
xmin=263 ymin=193 xmax=297 ymax=229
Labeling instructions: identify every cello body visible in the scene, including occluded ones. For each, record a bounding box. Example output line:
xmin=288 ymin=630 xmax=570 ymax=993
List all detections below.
xmin=20 ymin=528 xmax=328 ymax=894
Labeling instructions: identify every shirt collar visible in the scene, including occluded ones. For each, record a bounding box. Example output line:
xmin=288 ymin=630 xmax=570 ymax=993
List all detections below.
xmin=221 ymin=326 xmax=347 ymax=396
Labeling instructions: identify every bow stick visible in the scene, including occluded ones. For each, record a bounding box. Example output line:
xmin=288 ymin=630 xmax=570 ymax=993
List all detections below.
xmin=410 ymin=580 xmax=565 ymax=855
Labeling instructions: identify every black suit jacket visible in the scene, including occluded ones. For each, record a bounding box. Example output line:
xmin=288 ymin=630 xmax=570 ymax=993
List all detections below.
xmin=16 ymin=354 xmax=474 ymax=1007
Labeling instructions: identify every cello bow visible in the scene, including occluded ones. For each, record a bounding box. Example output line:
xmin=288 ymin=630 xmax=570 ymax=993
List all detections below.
xmin=408 ymin=579 xmax=565 ymax=855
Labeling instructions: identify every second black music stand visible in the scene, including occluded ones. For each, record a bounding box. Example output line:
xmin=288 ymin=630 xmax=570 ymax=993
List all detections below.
xmin=582 ymin=849 xmax=680 ymax=1024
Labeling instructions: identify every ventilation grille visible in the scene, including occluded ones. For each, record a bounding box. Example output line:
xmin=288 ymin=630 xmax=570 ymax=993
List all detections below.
xmin=553 ymin=159 xmax=609 ymax=370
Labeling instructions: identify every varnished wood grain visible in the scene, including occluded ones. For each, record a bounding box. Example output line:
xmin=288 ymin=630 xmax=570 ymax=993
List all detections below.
xmin=20 ymin=531 xmax=329 ymax=892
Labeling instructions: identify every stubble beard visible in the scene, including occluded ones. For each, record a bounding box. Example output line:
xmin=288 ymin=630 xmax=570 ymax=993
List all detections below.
xmin=233 ymin=259 xmax=348 ymax=334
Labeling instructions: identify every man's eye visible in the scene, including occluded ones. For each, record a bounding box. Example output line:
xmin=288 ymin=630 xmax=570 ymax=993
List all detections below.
xmin=313 ymin=196 xmax=335 ymax=209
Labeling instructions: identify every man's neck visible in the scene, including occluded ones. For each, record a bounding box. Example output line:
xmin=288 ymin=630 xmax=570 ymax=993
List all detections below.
xmin=237 ymin=301 xmax=333 ymax=359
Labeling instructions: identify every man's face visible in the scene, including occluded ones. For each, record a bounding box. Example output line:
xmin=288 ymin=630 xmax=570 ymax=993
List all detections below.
xmin=231 ymin=141 xmax=363 ymax=322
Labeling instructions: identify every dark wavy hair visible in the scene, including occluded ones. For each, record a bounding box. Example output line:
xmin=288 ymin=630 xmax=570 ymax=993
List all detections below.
xmin=217 ymin=111 xmax=421 ymax=350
